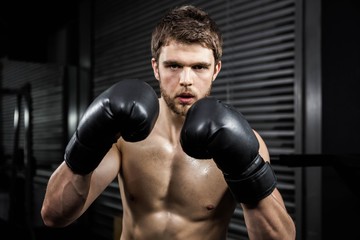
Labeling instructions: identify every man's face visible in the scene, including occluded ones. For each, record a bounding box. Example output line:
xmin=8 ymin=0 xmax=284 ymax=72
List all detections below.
xmin=152 ymin=40 xmax=221 ymax=116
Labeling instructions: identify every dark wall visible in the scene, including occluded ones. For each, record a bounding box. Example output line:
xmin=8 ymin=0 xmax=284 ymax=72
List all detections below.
xmin=322 ymin=0 xmax=360 ymax=154
xmin=321 ymin=1 xmax=360 ymax=239
xmin=0 ymin=0 xmax=78 ymax=63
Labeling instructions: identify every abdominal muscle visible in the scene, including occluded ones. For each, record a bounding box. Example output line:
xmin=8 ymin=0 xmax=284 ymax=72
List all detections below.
xmin=116 ymin=137 xmax=237 ymax=240
xmin=120 ymin=209 xmax=228 ymax=240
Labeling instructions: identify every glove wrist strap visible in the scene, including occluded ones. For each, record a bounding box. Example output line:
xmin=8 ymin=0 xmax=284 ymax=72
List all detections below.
xmin=225 ymin=162 xmax=277 ymax=204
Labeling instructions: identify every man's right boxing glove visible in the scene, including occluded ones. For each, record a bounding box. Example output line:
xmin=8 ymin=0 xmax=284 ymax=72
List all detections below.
xmin=180 ymin=97 xmax=276 ymax=204
xmin=65 ymin=79 xmax=159 ymax=175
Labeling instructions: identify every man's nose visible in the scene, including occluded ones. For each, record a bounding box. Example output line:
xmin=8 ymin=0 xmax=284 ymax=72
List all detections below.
xmin=179 ymin=68 xmax=193 ymax=86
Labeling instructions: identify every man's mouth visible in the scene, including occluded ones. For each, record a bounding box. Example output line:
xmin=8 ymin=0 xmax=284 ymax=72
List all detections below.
xmin=177 ymin=92 xmax=195 ymax=104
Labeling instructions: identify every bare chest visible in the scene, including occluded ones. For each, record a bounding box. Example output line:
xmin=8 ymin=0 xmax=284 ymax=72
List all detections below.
xmin=118 ymin=137 xmax=235 ymax=217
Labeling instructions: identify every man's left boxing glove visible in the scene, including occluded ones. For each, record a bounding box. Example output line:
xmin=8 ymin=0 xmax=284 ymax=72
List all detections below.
xmin=65 ymin=79 xmax=159 ymax=175
xmin=180 ymin=97 xmax=276 ymax=204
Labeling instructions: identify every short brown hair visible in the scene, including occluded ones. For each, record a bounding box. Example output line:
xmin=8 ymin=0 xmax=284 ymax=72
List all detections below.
xmin=151 ymin=5 xmax=223 ymax=63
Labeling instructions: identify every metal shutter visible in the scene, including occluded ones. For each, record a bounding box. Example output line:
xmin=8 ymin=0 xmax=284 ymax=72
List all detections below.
xmin=92 ymin=0 xmax=297 ymax=239
xmin=0 ymin=59 xmax=65 ymax=226
xmin=209 ymin=1 xmax=297 ymax=238
xmin=0 ymin=59 xmax=64 ymax=167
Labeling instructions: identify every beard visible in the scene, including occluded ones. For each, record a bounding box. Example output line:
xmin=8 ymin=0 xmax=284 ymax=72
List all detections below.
xmin=159 ymin=83 xmax=212 ymax=117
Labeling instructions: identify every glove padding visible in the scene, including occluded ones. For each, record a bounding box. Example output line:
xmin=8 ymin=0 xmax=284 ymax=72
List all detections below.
xmin=180 ymin=97 xmax=276 ymax=204
xmin=65 ymin=79 xmax=159 ymax=175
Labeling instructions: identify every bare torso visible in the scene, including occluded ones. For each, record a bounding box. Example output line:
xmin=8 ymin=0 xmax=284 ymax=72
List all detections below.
xmin=115 ymin=100 xmax=237 ymax=240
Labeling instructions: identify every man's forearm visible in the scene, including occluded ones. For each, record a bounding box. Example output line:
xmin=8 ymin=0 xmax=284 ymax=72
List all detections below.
xmin=41 ymin=161 xmax=92 ymax=227
xmin=242 ymin=190 xmax=296 ymax=240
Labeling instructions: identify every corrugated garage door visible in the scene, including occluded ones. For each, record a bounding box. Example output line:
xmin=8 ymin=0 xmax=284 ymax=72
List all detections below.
xmin=0 ymin=59 xmax=65 ymax=226
xmin=0 ymin=59 xmax=64 ymax=169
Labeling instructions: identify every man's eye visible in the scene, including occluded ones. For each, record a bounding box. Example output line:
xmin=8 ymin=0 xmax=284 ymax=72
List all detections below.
xmin=193 ymin=65 xmax=207 ymax=70
xmin=166 ymin=64 xmax=180 ymax=70
xmin=170 ymin=65 xmax=179 ymax=69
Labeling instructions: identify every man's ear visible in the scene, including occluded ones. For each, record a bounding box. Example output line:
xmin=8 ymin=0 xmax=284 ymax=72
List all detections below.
xmin=151 ymin=58 xmax=160 ymax=80
xmin=212 ymin=61 xmax=222 ymax=81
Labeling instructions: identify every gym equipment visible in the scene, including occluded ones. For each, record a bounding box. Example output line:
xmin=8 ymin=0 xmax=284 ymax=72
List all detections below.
xmin=0 ymin=83 xmax=35 ymax=239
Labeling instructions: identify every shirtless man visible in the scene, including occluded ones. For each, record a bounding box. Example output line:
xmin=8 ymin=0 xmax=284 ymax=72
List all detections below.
xmin=41 ymin=5 xmax=296 ymax=240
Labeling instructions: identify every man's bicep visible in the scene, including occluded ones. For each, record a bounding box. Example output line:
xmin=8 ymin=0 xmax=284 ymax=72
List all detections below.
xmin=253 ymin=130 xmax=270 ymax=162
xmin=88 ymin=144 xmax=121 ymax=201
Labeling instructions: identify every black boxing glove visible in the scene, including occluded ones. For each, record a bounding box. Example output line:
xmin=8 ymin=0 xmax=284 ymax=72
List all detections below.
xmin=180 ymin=97 xmax=276 ymax=204
xmin=65 ymin=79 xmax=159 ymax=175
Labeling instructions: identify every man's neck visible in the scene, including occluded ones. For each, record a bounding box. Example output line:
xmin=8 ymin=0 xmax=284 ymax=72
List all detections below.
xmin=159 ymin=98 xmax=185 ymax=144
